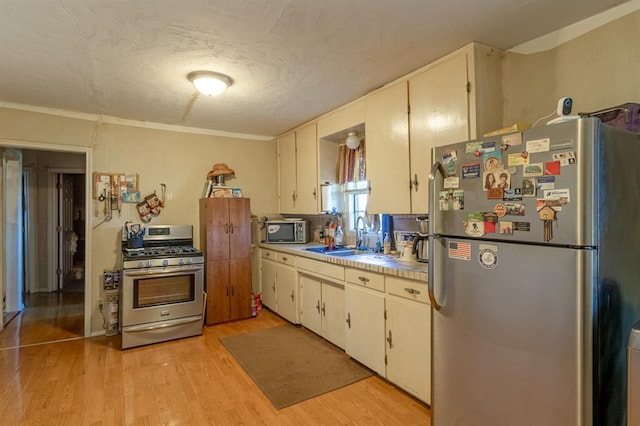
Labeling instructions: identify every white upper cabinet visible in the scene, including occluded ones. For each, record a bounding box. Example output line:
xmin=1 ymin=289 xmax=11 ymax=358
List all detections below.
xmin=364 ymin=81 xmax=410 ymax=214
xmin=277 ymin=123 xmax=319 ymax=214
xmin=409 ymin=43 xmax=503 ymax=213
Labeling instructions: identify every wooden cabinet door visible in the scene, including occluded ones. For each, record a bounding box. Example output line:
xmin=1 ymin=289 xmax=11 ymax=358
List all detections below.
xmin=200 ymin=198 xmax=231 ymax=261
xmin=365 ymin=82 xmax=410 ymax=214
xmin=408 ymin=53 xmax=469 ymax=213
xmin=300 ymin=274 xmax=322 ymax=336
xmin=322 ymin=282 xmax=345 ymax=350
xmin=260 ymin=257 xmax=277 ymax=310
xmin=386 ymin=295 xmax=431 ymax=403
xmin=229 ymin=198 xmax=251 ymax=259
xmin=275 ymin=263 xmax=298 ymax=324
xmin=278 ymin=132 xmax=297 ymax=213
xmin=205 ymin=260 xmax=230 ymax=324
xmin=229 ymin=257 xmax=252 ymax=320
xmin=295 ymin=122 xmax=319 ymax=214
xmin=345 ymin=283 xmax=386 ymax=375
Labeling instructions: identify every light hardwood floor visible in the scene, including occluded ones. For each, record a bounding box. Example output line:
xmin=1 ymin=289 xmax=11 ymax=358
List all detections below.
xmin=0 ymin=309 xmax=431 ymax=425
xmin=0 ymin=291 xmax=84 ymax=349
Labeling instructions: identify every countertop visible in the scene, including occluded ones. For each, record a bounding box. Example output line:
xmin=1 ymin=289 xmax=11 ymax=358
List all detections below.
xmin=258 ymin=242 xmax=428 ymax=282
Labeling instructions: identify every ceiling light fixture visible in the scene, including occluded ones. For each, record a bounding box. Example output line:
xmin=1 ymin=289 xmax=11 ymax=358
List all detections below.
xmin=345 ymin=131 xmax=362 ymax=149
xmin=187 ymin=71 xmax=233 ymax=96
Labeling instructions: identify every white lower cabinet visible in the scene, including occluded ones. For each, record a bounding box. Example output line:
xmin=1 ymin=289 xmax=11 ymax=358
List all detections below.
xmin=260 ymin=249 xmax=299 ymax=323
xmin=260 ymin=250 xmax=276 ymax=310
xmin=300 ymin=274 xmax=345 ymax=349
xmin=275 ymin=260 xmax=299 ymax=324
xmin=345 ymin=281 xmax=386 ymax=376
xmin=386 ymin=294 xmax=431 ymax=404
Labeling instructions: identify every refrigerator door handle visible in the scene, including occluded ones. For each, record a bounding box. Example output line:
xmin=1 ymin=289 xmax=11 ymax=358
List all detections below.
xmin=428 ymin=160 xmax=446 ymax=310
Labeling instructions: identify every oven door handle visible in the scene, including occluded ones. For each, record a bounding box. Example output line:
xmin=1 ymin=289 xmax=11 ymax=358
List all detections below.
xmin=124 ymin=266 xmax=203 ymax=277
xmin=125 ymin=316 xmax=203 ymax=332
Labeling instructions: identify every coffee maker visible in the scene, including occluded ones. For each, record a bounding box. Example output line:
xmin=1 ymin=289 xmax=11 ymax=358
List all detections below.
xmin=412 ymin=216 xmax=428 ymax=263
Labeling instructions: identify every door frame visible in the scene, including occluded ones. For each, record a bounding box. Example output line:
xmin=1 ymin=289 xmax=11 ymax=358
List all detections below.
xmin=22 ymin=166 xmax=37 ymax=294
xmin=0 ymin=137 xmax=92 ymax=337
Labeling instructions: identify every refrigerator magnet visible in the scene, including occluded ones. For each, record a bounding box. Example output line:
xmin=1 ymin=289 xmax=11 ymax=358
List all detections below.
xmin=464 ymin=220 xmax=485 ymax=237
xmin=508 ymin=152 xmax=529 ymax=166
xmin=552 ymin=151 xmax=576 ymax=166
xmin=493 ymin=204 xmax=507 ymax=217
xmin=448 ymin=241 xmax=472 ymax=261
xmin=478 ymin=246 xmax=498 ymax=269
xmin=544 ymin=161 xmax=561 ymax=175
xmin=526 ymin=138 xmax=550 ymax=153
xmin=523 ymin=163 xmax=544 ymax=177
xmin=444 ymin=176 xmax=460 ymax=189
xmin=466 ymin=141 xmax=483 ymax=154
xmin=499 ymin=221 xmax=514 ymax=235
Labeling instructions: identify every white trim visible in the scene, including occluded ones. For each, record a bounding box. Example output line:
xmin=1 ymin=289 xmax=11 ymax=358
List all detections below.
xmin=509 ymin=0 xmax=640 ymax=54
xmin=22 ymin=167 xmax=38 ymax=294
xmin=47 ymin=171 xmax=57 ymax=292
xmin=0 ymin=137 xmax=92 ymax=338
xmin=0 ymin=101 xmax=274 ymax=141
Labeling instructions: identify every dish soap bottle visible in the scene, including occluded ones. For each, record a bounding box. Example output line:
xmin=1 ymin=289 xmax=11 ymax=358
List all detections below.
xmin=333 ymin=226 xmax=344 ymax=246
xmin=334 ymin=225 xmax=343 ymax=247
xmin=383 ymin=232 xmax=391 ymax=254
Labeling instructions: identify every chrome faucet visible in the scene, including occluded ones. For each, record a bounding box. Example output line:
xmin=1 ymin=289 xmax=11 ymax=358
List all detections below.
xmin=355 ymin=216 xmax=366 ymax=249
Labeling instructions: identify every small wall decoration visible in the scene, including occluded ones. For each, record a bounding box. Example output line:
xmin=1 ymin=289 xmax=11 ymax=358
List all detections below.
xmin=137 ymin=183 xmax=166 ymax=223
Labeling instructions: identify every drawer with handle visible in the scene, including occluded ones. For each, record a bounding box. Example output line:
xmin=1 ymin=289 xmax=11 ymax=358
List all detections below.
xmin=276 ymin=252 xmax=295 ymax=266
xmin=345 ymin=268 xmax=384 ymax=292
xmin=386 ymin=276 xmax=429 ymax=304
xmin=261 ymin=249 xmax=276 ymax=260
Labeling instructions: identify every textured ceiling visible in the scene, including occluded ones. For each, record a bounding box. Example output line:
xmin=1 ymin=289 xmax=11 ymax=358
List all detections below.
xmin=0 ymin=0 xmax=631 ymax=139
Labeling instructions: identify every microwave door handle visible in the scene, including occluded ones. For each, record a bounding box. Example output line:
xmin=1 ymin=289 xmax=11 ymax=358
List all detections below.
xmin=293 ymin=224 xmax=299 ymax=241
xmin=428 ymin=160 xmax=445 ymax=310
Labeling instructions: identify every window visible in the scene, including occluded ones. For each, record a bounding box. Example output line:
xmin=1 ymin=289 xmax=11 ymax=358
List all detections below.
xmin=345 ymin=181 xmax=369 ymax=231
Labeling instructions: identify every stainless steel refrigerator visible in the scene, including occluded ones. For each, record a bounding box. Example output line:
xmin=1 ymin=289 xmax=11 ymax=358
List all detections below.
xmin=428 ymin=117 xmax=640 ymax=425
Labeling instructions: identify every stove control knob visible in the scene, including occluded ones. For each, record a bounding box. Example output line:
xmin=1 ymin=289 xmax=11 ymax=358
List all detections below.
xmin=187 ymin=258 xmax=193 ymax=265
xmin=147 ymin=260 xmax=153 ymax=268
xmin=162 ymin=259 xmax=169 ymax=267
xmin=137 ymin=261 xmax=144 ymax=268
xmin=178 ymin=258 xmax=185 ymax=265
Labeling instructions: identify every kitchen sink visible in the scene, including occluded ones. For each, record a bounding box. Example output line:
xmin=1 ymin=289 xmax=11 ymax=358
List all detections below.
xmin=304 ymin=246 xmax=357 ymax=256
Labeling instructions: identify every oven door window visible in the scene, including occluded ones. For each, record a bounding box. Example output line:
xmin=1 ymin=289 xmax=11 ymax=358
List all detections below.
xmin=133 ymin=274 xmax=195 ymax=308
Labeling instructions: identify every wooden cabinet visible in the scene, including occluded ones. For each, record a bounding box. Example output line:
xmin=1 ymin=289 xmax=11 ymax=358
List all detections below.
xmin=260 ymin=249 xmax=276 ymax=310
xmin=344 ymin=267 xmax=386 ymax=376
xmin=199 ymin=197 xmax=252 ymax=325
xmin=385 ymin=276 xmax=431 ymax=404
xmin=364 ymin=81 xmax=410 ymax=214
xmin=278 ymin=123 xmax=318 ymax=214
xmin=408 ymin=43 xmax=503 ymax=213
xmin=300 ymin=274 xmax=345 ymax=349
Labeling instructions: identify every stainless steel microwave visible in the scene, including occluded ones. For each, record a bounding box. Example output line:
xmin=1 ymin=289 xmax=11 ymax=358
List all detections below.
xmin=265 ymin=220 xmax=309 ymax=243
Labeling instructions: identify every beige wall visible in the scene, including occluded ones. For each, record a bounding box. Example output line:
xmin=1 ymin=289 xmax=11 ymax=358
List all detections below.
xmin=0 ymin=106 xmax=277 ymax=333
xmin=502 ymin=10 xmax=640 ymax=126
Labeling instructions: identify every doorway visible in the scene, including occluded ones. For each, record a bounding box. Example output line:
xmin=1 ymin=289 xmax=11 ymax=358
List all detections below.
xmin=0 ymin=145 xmax=91 ymax=349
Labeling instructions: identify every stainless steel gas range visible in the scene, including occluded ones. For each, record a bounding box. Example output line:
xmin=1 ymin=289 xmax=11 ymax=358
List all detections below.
xmin=121 ymin=224 xmax=204 ymax=349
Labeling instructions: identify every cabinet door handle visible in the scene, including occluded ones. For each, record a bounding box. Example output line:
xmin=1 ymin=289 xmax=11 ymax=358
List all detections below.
xmin=321 ymin=302 xmax=326 ymax=316
xmin=367 ymin=182 xmax=371 ymax=195
xmin=313 ymin=188 xmax=317 ymax=199
xmin=387 ymin=330 xmax=393 ymax=349
xmin=224 ymin=224 xmax=229 ymax=234
xmin=231 ymin=286 xmax=235 ymax=296
xmin=346 ymin=312 xmax=351 ymax=328
xmin=358 ymin=276 xmax=370 ymax=283
xmin=316 ymin=300 xmax=321 ymax=314
xmin=404 ymin=287 xmax=421 ymax=295
xmin=292 ymin=190 xmax=297 ymax=202
xmin=229 ymin=223 xmax=234 ymax=234
xmin=412 ymin=173 xmax=419 ymax=191
xmin=272 ymin=284 xmax=275 ymax=292
xmin=290 ymin=290 xmax=294 ymax=301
